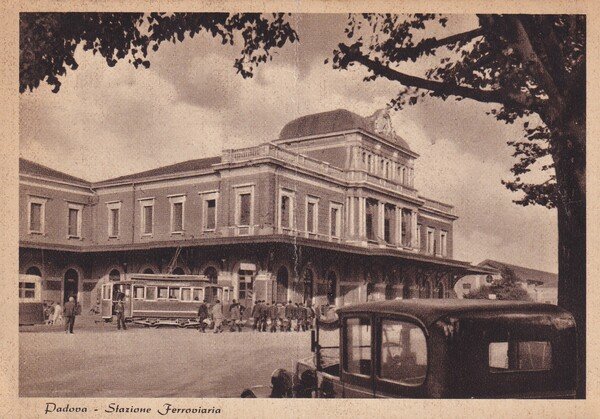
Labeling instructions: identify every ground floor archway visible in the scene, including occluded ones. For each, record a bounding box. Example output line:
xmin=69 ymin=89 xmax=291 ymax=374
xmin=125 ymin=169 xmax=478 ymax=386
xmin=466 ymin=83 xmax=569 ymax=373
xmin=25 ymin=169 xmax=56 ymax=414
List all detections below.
xmin=63 ymin=268 xmax=79 ymax=303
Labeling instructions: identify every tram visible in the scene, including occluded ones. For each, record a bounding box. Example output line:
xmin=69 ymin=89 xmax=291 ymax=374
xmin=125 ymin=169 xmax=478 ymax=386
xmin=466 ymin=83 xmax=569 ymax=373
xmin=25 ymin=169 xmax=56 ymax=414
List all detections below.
xmin=19 ymin=274 xmax=44 ymax=325
xmin=100 ymin=273 xmax=232 ymax=327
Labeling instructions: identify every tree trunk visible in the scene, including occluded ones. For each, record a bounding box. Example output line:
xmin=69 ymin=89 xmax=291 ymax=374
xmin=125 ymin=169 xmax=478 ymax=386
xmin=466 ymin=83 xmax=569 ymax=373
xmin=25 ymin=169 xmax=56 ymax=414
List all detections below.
xmin=551 ymin=113 xmax=586 ymax=398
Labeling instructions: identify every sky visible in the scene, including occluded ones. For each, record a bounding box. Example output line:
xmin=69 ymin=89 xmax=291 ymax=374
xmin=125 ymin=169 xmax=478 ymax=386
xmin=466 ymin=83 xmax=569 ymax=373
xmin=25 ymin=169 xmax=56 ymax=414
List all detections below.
xmin=19 ymin=14 xmax=558 ymax=273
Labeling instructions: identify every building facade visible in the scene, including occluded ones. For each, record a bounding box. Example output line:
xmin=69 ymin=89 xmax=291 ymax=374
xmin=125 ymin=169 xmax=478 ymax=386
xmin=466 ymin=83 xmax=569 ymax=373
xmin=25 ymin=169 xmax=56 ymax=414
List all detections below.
xmin=20 ymin=109 xmax=491 ymax=310
xmin=455 ymin=259 xmax=558 ymax=304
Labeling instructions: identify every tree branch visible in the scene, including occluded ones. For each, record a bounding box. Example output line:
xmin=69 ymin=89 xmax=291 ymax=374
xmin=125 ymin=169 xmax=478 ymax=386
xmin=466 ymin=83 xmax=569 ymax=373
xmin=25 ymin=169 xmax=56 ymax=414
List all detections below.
xmin=388 ymin=27 xmax=485 ymax=62
xmin=338 ymin=43 xmax=534 ymax=109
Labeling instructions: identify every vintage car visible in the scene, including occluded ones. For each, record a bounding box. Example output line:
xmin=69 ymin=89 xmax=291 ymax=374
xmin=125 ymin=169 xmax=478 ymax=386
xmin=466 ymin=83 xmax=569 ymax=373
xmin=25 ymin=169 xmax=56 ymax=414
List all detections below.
xmin=241 ymin=299 xmax=577 ymax=398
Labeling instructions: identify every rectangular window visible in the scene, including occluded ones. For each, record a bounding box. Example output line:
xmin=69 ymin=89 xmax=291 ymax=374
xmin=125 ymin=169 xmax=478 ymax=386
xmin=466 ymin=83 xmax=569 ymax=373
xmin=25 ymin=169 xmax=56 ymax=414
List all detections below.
xmin=401 ymin=209 xmax=411 ymax=246
xmin=110 ymin=209 xmax=120 ymax=236
xmin=30 ymin=203 xmax=42 ymax=232
xmin=67 ymin=203 xmax=83 ymax=238
xmin=306 ymin=197 xmax=319 ymax=234
xmin=192 ymin=288 xmax=204 ymax=302
xmin=205 ymin=199 xmax=216 ymax=230
xmin=234 ymin=186 xmax=254 ymax=228
xmin=239 ymin=193 xmax=251 ymax=226
xmin=384 ymin=204 xmax=394 ymax=243
xmin=133 ymin=285 xmax=145 ymax=300
xmin=168 ymin=287 xmax=180 ymax=300
xmin=427 ymin=228 xmax=435 ymax=254
xmin=173 ymin=203 xmax=183 ymax=231
xmin=169 ymin=195 xmax=186 ymax=233
xmin=140 ymin=200 xmax=154 ymax=235
xmin=145 ymin=286 xmax=157 ymax=301
xmin=181 ymin=287 xmax=192 ymax=302
xmin=330 ymin=203 xmax=342 ymax=238
xmin=440 ymin=231 xmax=448 ymax=257
xmin=157 ymin=286 xmax=168 ymax=299
xmin=28 ymin=196 xmax=47 ymax=234
xmin=344 ymin=317 xmax=371 ymax=376
xmin=489 ymin=341 xmax=552 ymax=371
xmin=19 ymin=282 xmax=36 ymax=299
xmin=279 ymin=191 xmax=295 ymax=230
xmin=379 ymin=320 xmax=427 ymax=386
xmin=366 ymin=199 xmax=377 ymax=241
xmin=416 ymin=224 xmax=422 ymax=249
xmin=107 ymin=201 xmax=121 ymax=238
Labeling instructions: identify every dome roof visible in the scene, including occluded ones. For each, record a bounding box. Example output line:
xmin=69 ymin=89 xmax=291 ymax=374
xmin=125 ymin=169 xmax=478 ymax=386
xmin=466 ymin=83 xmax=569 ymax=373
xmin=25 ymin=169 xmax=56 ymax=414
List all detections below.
xmin=278 ymin=108 xmax=411 ymax=151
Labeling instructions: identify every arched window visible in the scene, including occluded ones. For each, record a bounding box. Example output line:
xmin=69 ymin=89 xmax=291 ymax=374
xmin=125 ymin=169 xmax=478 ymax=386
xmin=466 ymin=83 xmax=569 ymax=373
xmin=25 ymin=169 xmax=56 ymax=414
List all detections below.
xmin=142 ymin=268 xmax=154 ymax=274
xmin=203 ymin=266 xmax=218 ymax=284
xmin=26 ymin=266 xmax=41 ymax=277
xmin=64 ymin=268 xmax=79 ymax=303
xmin=172 ymin=267 xmax=185 ymax=275
xmin=108 ymin=269 xmax=121 ymax=281
xmin=438 ymin=281 xmax=446 ymax=299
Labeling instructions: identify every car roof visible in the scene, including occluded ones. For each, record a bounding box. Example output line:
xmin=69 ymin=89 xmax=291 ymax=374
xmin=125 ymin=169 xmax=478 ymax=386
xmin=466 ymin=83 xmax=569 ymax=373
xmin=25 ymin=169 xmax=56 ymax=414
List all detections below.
xmin=336 ymin=299 xmax=571 ymax=327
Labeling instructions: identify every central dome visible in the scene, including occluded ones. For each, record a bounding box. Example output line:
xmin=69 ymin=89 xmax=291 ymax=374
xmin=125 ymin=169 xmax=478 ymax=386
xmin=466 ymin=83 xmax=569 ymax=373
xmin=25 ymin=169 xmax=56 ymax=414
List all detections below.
xmin=278 ymin=108 xmax=411 ymax=151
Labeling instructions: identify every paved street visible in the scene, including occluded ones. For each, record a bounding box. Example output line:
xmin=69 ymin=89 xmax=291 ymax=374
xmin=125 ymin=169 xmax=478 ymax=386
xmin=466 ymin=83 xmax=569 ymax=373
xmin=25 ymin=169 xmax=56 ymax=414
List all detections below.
xmin=19 ymin=315 xmax=312 ymax=397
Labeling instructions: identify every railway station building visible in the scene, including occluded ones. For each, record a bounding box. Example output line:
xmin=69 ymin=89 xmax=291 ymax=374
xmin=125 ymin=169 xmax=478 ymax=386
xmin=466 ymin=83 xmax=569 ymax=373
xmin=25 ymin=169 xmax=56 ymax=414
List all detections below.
xmin=19 ymin=108 xmax=492 ymax=310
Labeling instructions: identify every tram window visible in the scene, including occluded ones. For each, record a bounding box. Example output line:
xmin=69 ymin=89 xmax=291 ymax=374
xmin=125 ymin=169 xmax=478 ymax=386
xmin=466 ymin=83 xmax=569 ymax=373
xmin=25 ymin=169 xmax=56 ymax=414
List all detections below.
xmin=157 ymin=287 xmax=168 ymax=299
xmin=19 ymin=282 xmax=36 ymax=299
xmin=181 ymin=288 xmax=192 ymax=302
xmin=168 ymin=287 xmax=180 ymax=300
xmin=103 ymin=286 xmax=111 ymax=300
xmin=133 ymin=286 xmax=145 ymax=300
xmin=145 ymin=286 xmax=157 ymax=301
xmin=192 ymin=288 xmax=204 ymax=301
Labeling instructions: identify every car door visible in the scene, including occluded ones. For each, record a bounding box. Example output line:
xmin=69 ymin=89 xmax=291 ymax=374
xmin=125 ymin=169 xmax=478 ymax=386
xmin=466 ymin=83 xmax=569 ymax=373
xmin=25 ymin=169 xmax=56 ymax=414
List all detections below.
xmin=374 ymin=315 xmax=429 ymax=398
xmin=340 ymin=315 xmax=374 ymax=397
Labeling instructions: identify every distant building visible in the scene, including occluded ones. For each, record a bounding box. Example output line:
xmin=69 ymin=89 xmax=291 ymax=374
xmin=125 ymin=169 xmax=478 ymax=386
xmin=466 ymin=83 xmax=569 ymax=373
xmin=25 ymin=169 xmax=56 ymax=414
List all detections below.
xmin=20 ymin=108 xmax=491 ymax=310
xmin=455 ymin=259 xmax=558 ymax=304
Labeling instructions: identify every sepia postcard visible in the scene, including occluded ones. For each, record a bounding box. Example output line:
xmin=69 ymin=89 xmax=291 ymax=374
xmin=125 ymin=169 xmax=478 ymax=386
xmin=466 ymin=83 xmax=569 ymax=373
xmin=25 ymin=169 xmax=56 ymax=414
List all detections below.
xmin=1 ymin=0 xmax=598 ymax=417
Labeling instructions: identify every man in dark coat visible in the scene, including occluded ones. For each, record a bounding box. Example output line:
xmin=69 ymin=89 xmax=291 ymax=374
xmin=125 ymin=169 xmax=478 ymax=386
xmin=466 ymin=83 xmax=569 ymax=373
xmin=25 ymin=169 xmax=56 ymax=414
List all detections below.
xmin=284 ymin=300 xmax=294 ymax=332
xmin=269 ymin=301 xmax=279 ymax=333
xmin=251 ymin=300 xmax=262 ymax=332
xmin=197 ymin=300 xmax=209 ymax=333
xmin=115 ymin=293 xmax=127 ymax=330
xmin=63 ymin=296 xmax=77 ymax=334
xmin=260 ymin=302 xmax=270 ymax=332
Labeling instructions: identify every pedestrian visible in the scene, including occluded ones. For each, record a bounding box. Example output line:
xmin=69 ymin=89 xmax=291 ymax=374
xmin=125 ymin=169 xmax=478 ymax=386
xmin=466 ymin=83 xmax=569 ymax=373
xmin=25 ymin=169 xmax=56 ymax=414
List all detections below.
xmin=277 ymin=302 xmax=286 ymax=332
xmin=297 ymin=302 xmax=307 ymax=331
xmin=197 ymin=299 xmax=209 ymax=333
xmin=230 ymin=299 xmax=243 ymax=332
xmin=63 ymin=296 xmax=77 ymax=334
xmin=211 ymin=299 xmax=224 ymax=333
xmin=260 ymin=301 xmax=270 ymax=332
xmin=269 ymin=301 xmax=278 ymax=333
xmin=305 ymin=302 xmax=315 ymax=330
xmin=52 ymin=301 xmax=63 ymax=326
xmin=251 ymin=300 xmax=261 ymax=331
xmin=115 ymin=293 xmax=127 ymax=330
xmin=284 ymin=300 xmax=294 ymax=332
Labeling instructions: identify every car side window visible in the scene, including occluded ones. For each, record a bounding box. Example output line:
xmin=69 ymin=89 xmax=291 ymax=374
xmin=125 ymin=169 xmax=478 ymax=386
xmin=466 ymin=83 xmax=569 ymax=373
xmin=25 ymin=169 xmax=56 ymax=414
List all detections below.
xmin=344 ymin=317 xmax=371 ymax=376
xmin=379 ymin=319 xmax=427 ymax=386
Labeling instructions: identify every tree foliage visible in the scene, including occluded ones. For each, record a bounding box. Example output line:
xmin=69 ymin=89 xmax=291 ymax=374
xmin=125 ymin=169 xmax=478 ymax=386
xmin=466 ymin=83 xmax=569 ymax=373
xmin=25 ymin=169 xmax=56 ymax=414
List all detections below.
xmin=464 ymin=267 xmax=532 ymax=301
xmin=331 ymin=14 xmax=584 ymax=209
xmin=20 ymin=12 xmax=298 ymax=93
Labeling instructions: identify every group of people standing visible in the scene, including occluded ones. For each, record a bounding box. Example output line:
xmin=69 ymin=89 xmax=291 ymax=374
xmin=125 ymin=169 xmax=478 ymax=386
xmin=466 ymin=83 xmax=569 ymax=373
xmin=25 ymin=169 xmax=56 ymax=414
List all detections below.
xmin=196 ymin=299 xmax=246 ymax=333
xmin=251 ymin=300 xmax=315 ymax=333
